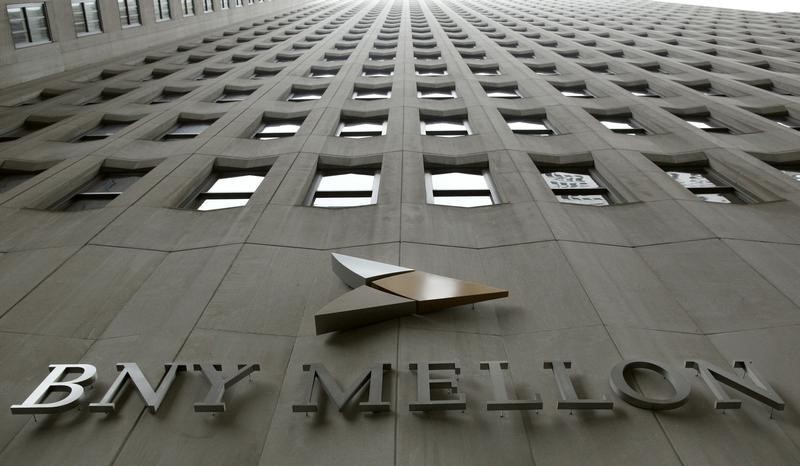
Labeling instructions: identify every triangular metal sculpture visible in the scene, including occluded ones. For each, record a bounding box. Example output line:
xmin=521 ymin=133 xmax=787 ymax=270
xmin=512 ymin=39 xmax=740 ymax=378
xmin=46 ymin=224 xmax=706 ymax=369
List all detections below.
xmin=315 ymin=253 xmax=509 ymax=334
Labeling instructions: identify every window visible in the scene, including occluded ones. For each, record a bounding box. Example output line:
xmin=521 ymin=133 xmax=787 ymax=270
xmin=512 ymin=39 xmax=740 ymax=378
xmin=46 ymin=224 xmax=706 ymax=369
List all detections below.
xmin=765 ymin=113 xmax=800 ymax=130
xmin=153 ymin=0 xmax=170 ymax=21
xmin=540 ymin=169 xmax=611 ymax=206
xmin=250 ymin=68 xmax=279 ymax=79
xmin=415 ymin=65 xmax=446 ymax=77
xmin=426 ymin=170 xmax=497 ymax=207
xmin=597 ymin=116 xmax=647 ymax=135
xmin=253 ymin=117 xmax=303 ymax=140
xmin=181 ymin=0 xmax=194 ymax=16
xmin=336 ymin=119 xmax=387 ymax=138
xmin=483 ymin=85 xmax=521 ymax=99
xmin=665 ymin=168 xmax=742 ymax=203
xmin=680 ymin=115 xmax=734 ymax=134
xmin=470 ymin=65 xmax=501 ymax=76
xmin=309 ymin=68 xmax=338 ymax=78
xmin=627 ymin=85 xmax=660 ymax=98
xmin=159 ymin=119 xmax=216 ymax=141
xmin=504 ymin=115 xmax=555 ymax=135
xmin=7 ymin=3 xmax=51 ymax=47
xmin=0 ymin=120 xmax=52 ymax=143
xmin=420 ymin=118 xmax=471 ymax=137
xmin=774 ymin=165 xmax=800 ymax=183
xmin=186 ymin=170 xmax=267 ymax=211
xmin=0 ymin=169 xmax=42 ymax=194
xmin=308 ymin=171 xmax=379 ymax=207
xmin=150 ymin=89 xmax=189 ymax=104
xmin=195 ymin=69 xmax=226 ymax=80
xmin=215 ymin=88 xmax=254 ymax=103
xmin=529 ymin=64 xmax=558 ymax=76
xmin=584 ymin=64 xmax=614 ymax=75
xmin=203 ymin=0 xmax=212 ymax=12
xmin=52 ymin=170 xmax=148 ymax=211
xmin=234 ymin=0 xmax=242 ymax=6
xmin=686 ymin=83 xmax=727 ymax=97
xmin=352 ymin=86 xmax=391 ymax=100
xmin=82 ymin=90 xmax=125 ymax=105
xmin=74 ymin=121 xmax=130 ymax=142
xmin=417 ymin=85 xmax=456 ymax=99
xmin=220 ymin=0 xmax=229 ymax=8
xmin=72 ymin=1 xmax=102 ymax=35
xmin=558 ymin=86 xmax=594 ymax=98
xmin=287 ymin=87 xmax=325 ymax=102
xmin=118 ymin=0 xmax=140 ymax=27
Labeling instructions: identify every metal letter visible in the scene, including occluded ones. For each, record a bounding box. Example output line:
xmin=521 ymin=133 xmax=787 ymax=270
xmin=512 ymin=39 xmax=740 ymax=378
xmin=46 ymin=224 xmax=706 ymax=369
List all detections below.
xmin=89 ymin=363 xmax=187 ymax=413
xmin=292 ymin=363 xmax=392 ymax=413
xmin=480 ymin=361 xmax=542 ymax=411
xmin=685 ymin=360 xmax=785 ymax=411
xmin=544 ymin=360 xmax=613 ymax=410
xmin=609 ymin=359 xmax=690 ymax=411
xmin=193 ymin=363 xmax=261 ymax=413
xmin=10 ymin=364 xmax=97 ymax=414
xmin=408 ymin=362 xmax=466 ymax=412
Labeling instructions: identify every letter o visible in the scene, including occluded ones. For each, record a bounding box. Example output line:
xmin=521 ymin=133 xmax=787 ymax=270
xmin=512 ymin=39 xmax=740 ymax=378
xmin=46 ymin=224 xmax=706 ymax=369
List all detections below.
xmin=609 ymin=359 xmax=690 ymax=411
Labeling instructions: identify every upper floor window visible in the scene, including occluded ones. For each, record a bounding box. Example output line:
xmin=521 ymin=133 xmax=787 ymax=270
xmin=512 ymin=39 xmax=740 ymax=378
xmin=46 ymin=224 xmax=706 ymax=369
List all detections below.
xmin=72 ymin=1 xmax=103 ymax=36
xmin=557 ymin=85 xmax=594 ymax=98
xmin=664 ymin=167 xmax=743 ymax=203
xmin=153 ymin=0 xmax=170 ymax=21
xmin=159 ymin=119 xmax=216 ymax=141
xmin=363 ymin=66 xmax=395 ymax=77
xmin=504 ymin=115 xmax=555 ymax=135
xmin=203 ymin=0 xmax=213 ymax=12
xmin=235 ymin=0 xmax=242 ymax=7
xmin=308 ymin=171 xmax=379 ymax=207
xmin=765 ymin=113 xmax=800 ymax=131
xmin=420 ymin=118 xmax=471 ymax=137
xmin=186 ymin=170 xmax=267 ymax=211
xmin=415 ymin=65 xmax=447 ymax=77
xmin=216 ymin=88 xmax=254 ymax=103
xmin=253 ymin=117 xmax=303 ymax=140
xmin=336 ymin=119 xmax=387 ymax=138
xmin=470 ymin=65 xmax=501 ymax=76
xmin=181 ymin=0 xmax=195 ymax=16
xmin=679 ymin=114 xmax=734 ymax=134
xmin=773 ymin=165 xmax=800 ymax=183
xmin=529 ymin=64 xmax=558 ymax=76
xmin=118 ymin=0 xmax=140 ymax=27
xmin=220 ymin=0 xmax=230 ymax=8
xmin=483 ymin=85 xmax=521 ymax=99
xmin=425 ymin=170 xmax=497 ymax=207
xmin=626 ymin=85 xmax=660 ymax=98
xmin=0 ymin=120 xmax=52 ymax=143
xmin=74 ymin=120 xmax=130 ymax=142
xmin=540 ymin=169 xmax=611 ymax=206
xmin=352 ymin=86 xmax=391 ymax=100
xmin=52 ymin=169 xmax=149 ymax=211
xmin=417 ymin=85 xmax=456 ymax=100
xmin=287 ymin=87 xmax=325 ymax=102
xmin=0 ymin=169 xmax=42 ymax=194
xmin=150 ymin=89 xmax=189 ymax=104
xmin=7 ymin=3 xmax=51 ymax=48
xmin=597 ymin=115 xmax=648 ymax=135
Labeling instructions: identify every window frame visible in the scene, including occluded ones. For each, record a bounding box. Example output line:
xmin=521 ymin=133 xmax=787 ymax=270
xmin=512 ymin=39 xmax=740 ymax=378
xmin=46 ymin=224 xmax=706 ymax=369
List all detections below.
xmin=117 ymin=0 xmax=141 ymax=27
xmin=539 ymin=167 xmax=613 ymax=206
xmin=153 ymin=0 xmax=171 ymax=21
xmin=306 ymin=169 xmax=380 ymax=208
xmin=420 ymin=118 xmax=472 ymax=137
xmin=424 ymin=169 xmax=499 ymax=207
xmin=252 ymin=117 xmax=304 ymax=140
xmin=597 ymin=116 xmax=648 ymax=135
xmin=183 ymin=169 xmax=268 ymax=211
xmin=335 ymin=119 xmax=388 ymax=138
xmin=181 ymin=0 xmax=195 ymax=16
xmin=662 ymin=166 xmax=745 ymax=204
xmin=7 ymin=2 xmax=52 ymax=48
xmin=72 ymin=0 xmax=103 ymax=36
xmin=203 ymin=0 xmax=213 ymax=12
xmin=50 ymin=169 xmax=149 ymax=211
xmin=159 ymin=119 xmax=215 ymax=141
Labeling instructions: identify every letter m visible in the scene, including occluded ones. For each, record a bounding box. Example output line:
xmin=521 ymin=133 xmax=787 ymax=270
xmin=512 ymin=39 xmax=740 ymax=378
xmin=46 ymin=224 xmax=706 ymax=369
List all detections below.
xmin=685 ymin=360 xmax=785 ymax=411
xmin=292 ymin=363 xmax=391 ymax=413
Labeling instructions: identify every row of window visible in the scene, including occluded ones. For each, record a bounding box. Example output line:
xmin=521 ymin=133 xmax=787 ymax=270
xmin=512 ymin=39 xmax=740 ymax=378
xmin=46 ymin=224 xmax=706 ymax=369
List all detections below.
xmin=1 ymin=161 xmax=798 ymax=211
xmin=8 ymin=0 xmax=268 ymax=48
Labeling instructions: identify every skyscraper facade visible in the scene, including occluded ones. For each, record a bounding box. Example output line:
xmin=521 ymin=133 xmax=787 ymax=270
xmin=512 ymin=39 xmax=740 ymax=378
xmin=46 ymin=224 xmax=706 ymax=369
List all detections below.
xmin=0 ymin=0 xmax=799 ymax=464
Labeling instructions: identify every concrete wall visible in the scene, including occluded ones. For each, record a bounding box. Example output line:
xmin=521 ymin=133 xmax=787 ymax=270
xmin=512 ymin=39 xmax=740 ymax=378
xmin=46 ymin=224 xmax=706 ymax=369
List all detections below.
xmin=0 ymin=0 xmax=800 ymax=464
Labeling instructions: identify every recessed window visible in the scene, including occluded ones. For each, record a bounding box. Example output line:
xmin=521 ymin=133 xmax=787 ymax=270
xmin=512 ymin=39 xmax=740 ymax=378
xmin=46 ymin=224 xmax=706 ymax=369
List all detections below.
xmin=558 ymin=86 xmax=594 ymax=98
xmin=352 ymin=86 xmax=392 ymax=100
xmin=421 ymin=118 xmax=471 ymax=137
xmin=0 ymin=120 xmax=52 ymax=143
xmin=665 ymin=168 xmax=743 ymax=203
xmin=417 ymin=85 xmax=456 ymax=99
xmin=584 ymin=64 xmax=614 ymax=75
xmin=160 ymin=119 xmax=215 ymax=141
xmin=597 ymin=116 xmax=648 ymax=135
xmin=153 ymin=0 xmax=170 ymax=21
xmin=7 ymin=3 xmax=51 ymax=48
xmin=362 ymin=66 xmax=394 ymax=77
xmin=336 ymin=119 xmax=387 ymax=138
xmin=250 ymin=68 xmax=280 ymax=79
xmin=530 ymin=64 xmax=559 ymax=76
xmin=151 ymin=89 xmax=186 ymax=104
xmin=187 ymin=170 xmax=267 ymax=211
xmin=308 ymin=171 xmax=379 ymax=207
xmin=220 ymin=0 xmax=229 ymax=8
xmin=774 ymin=165 xmax=800 ymax=183
xmin=309 ymin=68 xmax=338 ymax=78
xmin=287 ymin=87 xmax=325 ymax=102
xmin=764 ymin=113 xmax=800 ymax=130
xmin=415 ymin=65 xmax=447 ymax=77
xmin=680 ymin=115 xmax=734 ymax=133
xmin=0 ymin=169 xmax=42 ymax=194
xmin=203 ymin=0 xmax=213 ymax=12
xmin=540 ymin=169 xmax=611 ymax=206
xmin=504 ymin=115 xmax=555 ymax=135
xmin=470 ymin=65 xmax=501 ymax=76
xmin=72 ymin=1 xmax=103 ymax=36
xmin=414 ymin=51 xmax=441 ymax=60
xmin=627 ymin=85 xmax=660 ymax=98
xmin=253 ymin=117 xmax=303 ymax=140
xmin=118 ymin=0 xmax=140 ymax=27
xmin=52 ymin=170 xmax=149 ymax=211
xmin=74 ymin=121 xmax=130 ymax=142
xmin=483 ymin=85 xmax=521 ymax=99
xmin=426 ymin=170 xmax=497 ymax=207
xmin=686 ymin=83 xmax=727 ymax=97
xmin=216 ymin=88 xmax=254 ymax=103
xmin=180 ymin=0 xmax=193 ymax=15
xmin=195 ymin=69 xmax=226 ymax=80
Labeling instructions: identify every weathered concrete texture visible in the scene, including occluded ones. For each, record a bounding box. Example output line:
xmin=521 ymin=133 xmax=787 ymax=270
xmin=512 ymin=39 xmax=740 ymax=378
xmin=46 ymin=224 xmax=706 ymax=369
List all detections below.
xmin=0 ymin=0 xmax=799 ymax=464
